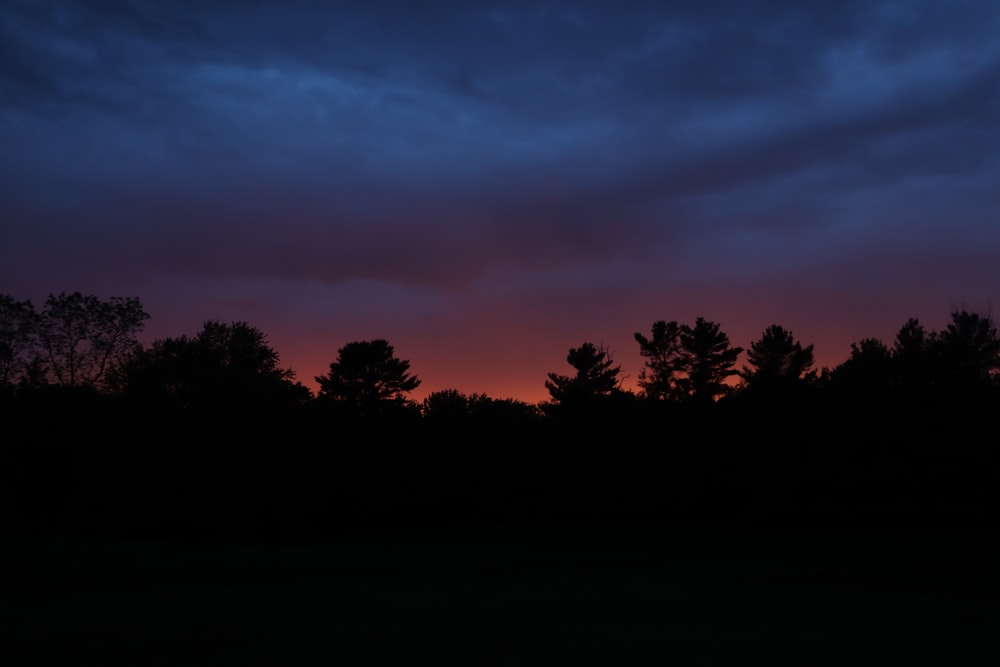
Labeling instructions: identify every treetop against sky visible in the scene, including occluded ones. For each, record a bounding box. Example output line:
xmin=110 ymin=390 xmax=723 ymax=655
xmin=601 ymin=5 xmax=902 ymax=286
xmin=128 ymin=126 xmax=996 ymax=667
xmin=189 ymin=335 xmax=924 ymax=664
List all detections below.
xmin=4 ymin=291 xmax=997 ymax=406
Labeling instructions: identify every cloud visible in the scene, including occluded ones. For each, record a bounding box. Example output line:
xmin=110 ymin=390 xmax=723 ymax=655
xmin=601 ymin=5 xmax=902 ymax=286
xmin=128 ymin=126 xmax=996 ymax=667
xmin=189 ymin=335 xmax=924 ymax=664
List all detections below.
xmin=2 ymin=1 xmax=998 ymax=401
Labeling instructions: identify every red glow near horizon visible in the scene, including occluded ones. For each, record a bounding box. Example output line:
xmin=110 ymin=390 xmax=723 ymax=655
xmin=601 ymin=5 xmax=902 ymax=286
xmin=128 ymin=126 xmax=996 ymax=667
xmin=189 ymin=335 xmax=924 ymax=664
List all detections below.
xmin=136 ymin=279 xmax=979 ymax=408
xmin=276 ymin=325 xmax=860 ymax=406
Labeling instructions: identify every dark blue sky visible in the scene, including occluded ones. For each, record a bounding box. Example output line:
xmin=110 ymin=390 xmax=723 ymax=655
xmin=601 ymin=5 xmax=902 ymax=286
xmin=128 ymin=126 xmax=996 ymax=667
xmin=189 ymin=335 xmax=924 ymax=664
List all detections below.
xmin=3 ymin=1 xmax=999 ymax=401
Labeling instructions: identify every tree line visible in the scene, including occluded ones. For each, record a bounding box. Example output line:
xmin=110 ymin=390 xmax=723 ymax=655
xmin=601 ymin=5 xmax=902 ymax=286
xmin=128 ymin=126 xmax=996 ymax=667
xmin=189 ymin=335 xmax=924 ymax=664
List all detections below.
xmin=2 ymin=291 xmax=998 ymax=542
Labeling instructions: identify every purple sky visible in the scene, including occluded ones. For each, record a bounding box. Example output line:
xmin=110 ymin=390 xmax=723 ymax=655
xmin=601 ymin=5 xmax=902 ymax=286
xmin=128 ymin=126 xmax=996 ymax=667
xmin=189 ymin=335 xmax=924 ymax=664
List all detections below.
xmin=3 ymin=1 xmax=999 ymax=403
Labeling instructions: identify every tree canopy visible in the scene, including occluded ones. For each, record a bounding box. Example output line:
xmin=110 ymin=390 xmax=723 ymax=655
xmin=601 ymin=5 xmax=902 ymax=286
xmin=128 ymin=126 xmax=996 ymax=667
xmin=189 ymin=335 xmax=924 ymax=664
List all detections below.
xmin=545 ymin=342 xmax=623 ymax=407
xmin=118 ymin=320 xmax=305 ymax=409
xmin=635 ymin=317 xmax=742 ymax=404
xmin=0 ymin=295 xmax=36 ymax=389
xmin=4 ymin=290 xmax=1000 ymax=542
xmin=0 ymin=292 xmax=149 ymax=391
xmin=634 ymin=320 xmax=684 ymax=400
xmin=741 ymin=324 xmax=815 ymax=390
xmin=315 ymin=339 xmax=421 ymax=417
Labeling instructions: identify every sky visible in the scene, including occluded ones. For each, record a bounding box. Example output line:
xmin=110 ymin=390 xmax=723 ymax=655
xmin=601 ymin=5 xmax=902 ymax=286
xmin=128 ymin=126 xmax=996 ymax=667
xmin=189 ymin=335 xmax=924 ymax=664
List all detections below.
xmin=2 ymin=1 xmax=999 ymax=404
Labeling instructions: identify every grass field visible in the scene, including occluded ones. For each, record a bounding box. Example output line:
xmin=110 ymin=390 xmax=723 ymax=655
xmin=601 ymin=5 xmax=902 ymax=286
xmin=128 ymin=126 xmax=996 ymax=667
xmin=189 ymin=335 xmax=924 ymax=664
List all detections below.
xmin=3 ymin=523 xmax=998 ymax=665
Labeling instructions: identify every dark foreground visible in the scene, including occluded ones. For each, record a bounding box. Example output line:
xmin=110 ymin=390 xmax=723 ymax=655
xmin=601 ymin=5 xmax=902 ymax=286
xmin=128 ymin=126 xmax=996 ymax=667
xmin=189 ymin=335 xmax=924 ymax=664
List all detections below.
xmin=4 ymin=523 xmax=999 ymax=666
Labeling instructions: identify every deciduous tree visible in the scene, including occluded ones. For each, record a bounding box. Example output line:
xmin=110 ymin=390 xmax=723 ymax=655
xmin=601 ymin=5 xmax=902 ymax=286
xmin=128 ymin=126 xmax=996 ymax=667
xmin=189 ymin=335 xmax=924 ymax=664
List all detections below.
xmin=829 ymin=337 xmax=894 ymax=398
xmin=34 ymin=292 xmax=149 ymax=390
xmin=0 ymin=295 xmax=36 ymax=388
xmin=937 ymin=309 xmax=1000 ymax=390
xmin=117 ymin=320 xmax=308 ymax=416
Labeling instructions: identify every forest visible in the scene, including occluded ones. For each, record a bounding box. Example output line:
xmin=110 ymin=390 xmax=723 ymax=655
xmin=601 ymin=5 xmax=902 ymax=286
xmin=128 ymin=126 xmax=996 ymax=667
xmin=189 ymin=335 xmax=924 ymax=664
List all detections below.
xmin=2 ymin=291 xmax=999 ymax=543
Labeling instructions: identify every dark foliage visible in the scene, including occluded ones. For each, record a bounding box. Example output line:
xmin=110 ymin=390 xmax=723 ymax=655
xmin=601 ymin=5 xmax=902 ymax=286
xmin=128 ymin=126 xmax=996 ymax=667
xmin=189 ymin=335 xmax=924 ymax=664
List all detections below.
xmin=679 ymin=317 xmax=743 ymax=404
xmin=634 ymin=317 xmax=743 ymax=404
xmin=634 ymin=320 xmax=684 ymax=400
xmin=315 ymin=339 xmax=421 ymax=420
xmin=3 ymin=293 xmax=1000 ymax=544
xmin=544 ymin=342 xmax=624 ymax=408
xmin=0 ymin=292 xmax=149 ymax=392
xmin=741 ymin=324 xmax=815 ymax=392
xmin=0 ymin=295 xmax=35 ymax=388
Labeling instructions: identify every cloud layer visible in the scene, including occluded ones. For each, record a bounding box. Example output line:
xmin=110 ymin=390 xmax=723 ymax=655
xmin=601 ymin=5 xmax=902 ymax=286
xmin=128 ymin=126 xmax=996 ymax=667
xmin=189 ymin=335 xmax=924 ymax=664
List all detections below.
xmin=3 ymin=1 xmax=999 ymax=401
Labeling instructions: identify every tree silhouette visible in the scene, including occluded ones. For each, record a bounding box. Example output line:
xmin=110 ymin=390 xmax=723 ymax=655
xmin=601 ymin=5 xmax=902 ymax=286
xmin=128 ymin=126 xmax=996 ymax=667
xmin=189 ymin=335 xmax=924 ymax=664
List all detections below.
xmin=110 ymin=321 xmax=315 ymax=539
xmin=4 ymin=288 xmax=1000 ymax=537
xmin=421 ymin=388 xmax=473 ymax=427
xmin=117 ymin=320 xmax=308 ymax=419
xmin=634 ymin=320 xmax=684 ymax=400
xmin=678 ymin=317 xmax=742 ymax=404
xmin=890 ymin=318 xmax=938 ymax=396
xmin=544 ymin=342 xmax=623 ymax=407
xmin=0 ymin=295 xmax=36 ymax=389
xmin=33 ymin=292 xmax=149 ymax=390
xmin=315 ymin=339 xmax=421 ymax=418
xmin=937 ymin=309 xmax=1000 ymax=390
xmin=741 ymin=324 xmax=814 ymax=389
xmin=829 ymin=337 xmax=894 ymax=399
xmin=893 ymin=318 xmax=932 ymax=362
xmin=420 ymin=388 xmax=543 ymax=462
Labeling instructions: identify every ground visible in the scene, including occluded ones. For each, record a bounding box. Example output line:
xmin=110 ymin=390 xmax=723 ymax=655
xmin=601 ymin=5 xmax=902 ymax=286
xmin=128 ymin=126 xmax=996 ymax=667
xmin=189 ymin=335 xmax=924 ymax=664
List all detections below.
xmin=3 ymin=522 xmax=998 ymax=665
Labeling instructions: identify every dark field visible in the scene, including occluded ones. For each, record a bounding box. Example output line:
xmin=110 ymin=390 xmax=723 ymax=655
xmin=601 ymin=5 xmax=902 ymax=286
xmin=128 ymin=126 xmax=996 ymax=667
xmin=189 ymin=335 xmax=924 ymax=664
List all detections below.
xmin=4 ymin=523 xmax=999 ymax=666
